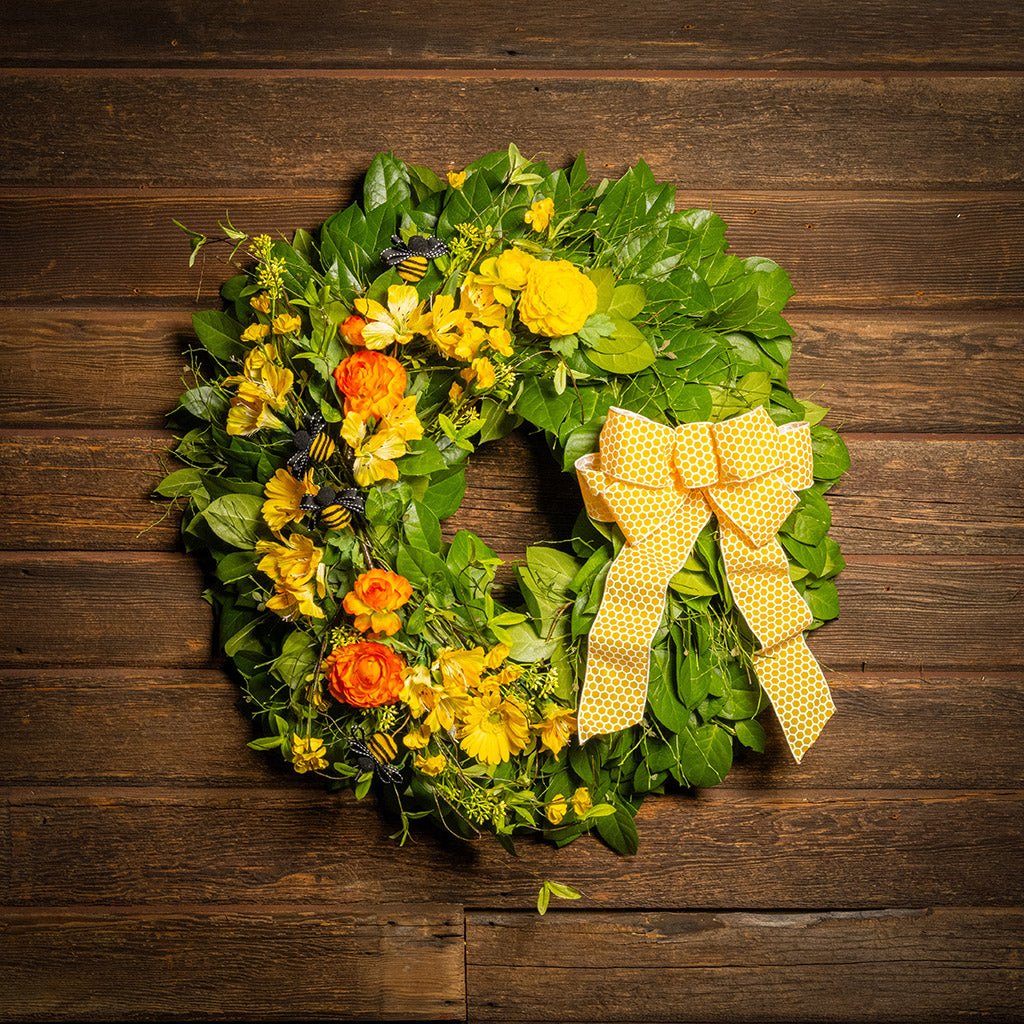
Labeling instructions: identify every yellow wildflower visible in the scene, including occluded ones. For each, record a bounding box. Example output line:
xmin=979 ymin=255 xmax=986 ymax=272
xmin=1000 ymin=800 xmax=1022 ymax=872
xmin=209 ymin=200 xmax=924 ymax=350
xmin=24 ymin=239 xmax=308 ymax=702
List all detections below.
xmin=250 ymin=292 xmax=272 ymax=314
xmin=448 ymin=381 xmax=465 ymax=405
xmin=414 ymin=752 xmax=447 ymax=776
xmin=402 ymin=666 xmax=465 ymax=732
xmin=272 ymin=312 xmax=302 ymax=335
xmin=435 ymin=647 xmax=486 ymax=694
xmin=262 ymin=467 xmax=315 ymax=533
xmin=485 ymin=643 xmax=510 ymax=670
xmin=525 ymin=197 xmax=554 ymax=233
xmin=241 ymin=322 xmax=271 ymax=343
xmin=341 ymin=413 xmax=408 ymax=486
xmin=402 ymin=723 xmax=432 ymax=749
xmin=486 ymin=326 xmax=514 ymax=358
xmin=477 ymin=249 xmax=536 ymax=304
xmin=545 ymin=794 xmax=568 ymax=824
xmin=354 ymin=284 xmax=428 ymax=349
xmin=224 ymin=343 xmax=293 ymax=434
xmin=457 ymin=690 xmax=529 ymax=765
xmin=535 ymin=704 xmax=578 ymax=757
xmin=572 ymin=786 xmax=593 ymax=816
xmin=447 ymin=170 xmax=466 ymax=189
xmin=459 ymin=275 xmax=507 ymax=328
xmin=291 ymin=734 xmax=329 ymax=774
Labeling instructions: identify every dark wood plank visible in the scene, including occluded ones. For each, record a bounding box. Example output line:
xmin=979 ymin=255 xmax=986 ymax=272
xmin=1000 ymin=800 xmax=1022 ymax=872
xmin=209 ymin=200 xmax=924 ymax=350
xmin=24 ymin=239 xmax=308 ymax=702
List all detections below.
xmin=2 ymin=552 xmax=1022 ymax=671
xmin=3 ymin=192 xmax=1022 ymax=309
xmin=3 ymin=309 xmax=1021 ymax=432
xmin=2 ymin=669 xmax=1020 ymax=790
xmin=2 ymin=431 xmax=1022 ymax=556
xmin=2 ymin=1 xmax=1023 ymax=70
xmin=3 ymin=74 xmax=1021 ymax=189
xmin=465 ymin=907 xmax=1024 ymax=1022
xmin=5 ymin=787 xmax=1021 ymax=908
xmin=0 ymin=904 xmax=466 ymax=1022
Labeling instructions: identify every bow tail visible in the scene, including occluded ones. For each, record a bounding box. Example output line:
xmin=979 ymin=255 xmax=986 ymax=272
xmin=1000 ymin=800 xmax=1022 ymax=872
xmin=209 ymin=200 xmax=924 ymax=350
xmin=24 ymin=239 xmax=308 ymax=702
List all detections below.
xmin=578 ymin=491 xmax=712 ymax=743
xmin=718 ymin=523 xmax=835 ymax=762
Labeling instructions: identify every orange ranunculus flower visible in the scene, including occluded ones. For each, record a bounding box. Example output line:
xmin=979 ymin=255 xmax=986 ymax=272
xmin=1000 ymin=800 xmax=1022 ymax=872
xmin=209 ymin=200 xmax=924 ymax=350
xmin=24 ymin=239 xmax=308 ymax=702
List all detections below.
xmin=343 ymin=569 xmax=413 ymax=636
xmin=339 ymin=314 xmax=367 ymax=347
xmin=324 ymin=641 xmax=406 ymax=708
xmin=518 ymin=258 xmax=598 ymax=337
xmin=333 ymin=350 xmax=408 ymax=419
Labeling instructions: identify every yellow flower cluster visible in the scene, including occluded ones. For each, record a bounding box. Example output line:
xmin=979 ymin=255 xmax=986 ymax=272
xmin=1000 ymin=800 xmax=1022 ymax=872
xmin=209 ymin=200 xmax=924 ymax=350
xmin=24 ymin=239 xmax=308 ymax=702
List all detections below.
xmin=224 ymin=343 xmax=293 ymax=436
xmin=291 ymin=733 xmax=329 ymax=774
xmin=255 ymin=533 xmax=327 ymax=619
xmin=399 ymin=645 xmax=577 ymax=766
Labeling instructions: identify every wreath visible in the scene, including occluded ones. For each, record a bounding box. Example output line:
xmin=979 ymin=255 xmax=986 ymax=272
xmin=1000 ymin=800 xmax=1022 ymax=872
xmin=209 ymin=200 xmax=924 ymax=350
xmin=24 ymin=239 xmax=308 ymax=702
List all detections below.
xmin=159 ymin=145 xmax=848 ymax=856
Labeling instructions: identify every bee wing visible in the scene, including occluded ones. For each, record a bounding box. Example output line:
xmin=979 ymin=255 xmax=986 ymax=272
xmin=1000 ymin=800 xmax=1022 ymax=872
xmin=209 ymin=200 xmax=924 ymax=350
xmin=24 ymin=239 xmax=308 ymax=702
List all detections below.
xmin=305 ymin=411 xmax=326 ymax=437
xmin=380 ymin=244 xmax=412 ymax=266
xmin=420 ymin=237 xmax=449 ymax=258
xmin=376 ymin=762 xmax=404 ymax=785
xmin=336 ymin=488 xmax=366 ymax=514
xmin=287 ymin=451 xmax=310 ymax=476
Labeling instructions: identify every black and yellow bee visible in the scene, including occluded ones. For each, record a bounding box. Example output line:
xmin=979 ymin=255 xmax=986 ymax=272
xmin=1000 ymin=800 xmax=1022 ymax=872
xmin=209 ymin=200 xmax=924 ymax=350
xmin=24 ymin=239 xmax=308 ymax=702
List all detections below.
xmin=380 ymin=233 xmax=449 ymax=284
xmin=288 ymin=411 xmax=335 ymax=476
xmin=299 ymin=486 xmax=365 ymax=531
xmin=349 ymin=731 xmax=402 ymax=785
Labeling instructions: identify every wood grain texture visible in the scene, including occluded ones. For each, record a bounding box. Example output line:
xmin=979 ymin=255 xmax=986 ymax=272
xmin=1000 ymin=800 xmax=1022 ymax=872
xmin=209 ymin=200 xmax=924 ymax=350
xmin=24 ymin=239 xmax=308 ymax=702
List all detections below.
xmin=2 ymin=431 xmax=1021 ymax=556
xmin=4 ymin=310 xmax=1022 ymax=432
xmin=2 ymin=669 xmax=1020 ymax=790
xmin=0 ymin=904 xmax=466 ymax=1022
xmin=4 ymin=192 xmax=1022 ymax=309
xmin=4 ymin=74 xmax=1021 ymax=190
xmin=5 ymin=787 xmax=1021 ymax=908
xmin=465 ymin=907 xmax=1024 ymax=1022
xmin=3 ymin=1 xmax=1023 ymax=70
xmin=2 ymin=552 xmax=1022 ymax=671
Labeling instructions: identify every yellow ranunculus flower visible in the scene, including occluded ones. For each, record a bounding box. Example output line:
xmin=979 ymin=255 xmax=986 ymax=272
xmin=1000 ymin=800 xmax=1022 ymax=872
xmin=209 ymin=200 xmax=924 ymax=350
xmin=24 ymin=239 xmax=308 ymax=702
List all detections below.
xmin=518 ymin=259 xmax=598 ymax=337
xmin=545 ymin=794 xmax=568 ymax=825
xmin=415 ymin=752 xmax=447 ymax=776
xmin=447 ymin=170 xmax=466 ymax=189
xmin=241 ymin=322 xmax=271 ymax=343
xmin=525 ymin=197 xmax=554 ymax=233
xmin=572 ymin=786 xmax=593 ymax=816
xmin=272 ymin=312 xmax=302 ymax=335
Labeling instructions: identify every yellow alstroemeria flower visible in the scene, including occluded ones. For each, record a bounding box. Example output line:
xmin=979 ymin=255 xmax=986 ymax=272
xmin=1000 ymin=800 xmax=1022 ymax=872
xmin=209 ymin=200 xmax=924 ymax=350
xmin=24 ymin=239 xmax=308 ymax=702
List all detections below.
xmin=535 ymin=704 xmax=578 ymax=757
xmin=423 ymin=293 xmax=468 ymax=354
xmin=484 ymin=643 xmax=511 ymax=670
xmin=225 ymin=390 xmax=284 ymax=436
xmin=354 ymin=284 xmax=428 ymax=349
xmin=262 ymin=467 xmax=315 ymax=533
xmin=256 ymin=533 xmax=328 ymax=620
xmin=226 ymin=343 xmax=293 ymax=412
xmin=341 ymin=413 xmax=408 ymax=486
xmin=291 ymin=734 xmax=329 ymax=774
xmin=379 ymin=394 xmax=424 ymax=442
xmin=266 ymin=572 xmax=327 ymax=619
xmin=457 ymin=690 xmax=529 ymax=765
xmin=486 ymin=326 xmax=514 ymax=358
xmin=414 ymin=752 xmax=447 ymax=776
xmin=459 ymin=275 xmax=507 ymax=328
xmin=434 ymin=646 xmax=486 ymax=694
xmin=525 ymin=197 xmax=555 ymax=233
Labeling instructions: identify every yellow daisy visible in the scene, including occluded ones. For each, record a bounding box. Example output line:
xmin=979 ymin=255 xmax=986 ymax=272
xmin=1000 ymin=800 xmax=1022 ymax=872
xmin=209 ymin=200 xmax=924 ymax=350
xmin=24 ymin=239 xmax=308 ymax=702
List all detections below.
xmin=457 ymin=690 xmax=529 ymax=765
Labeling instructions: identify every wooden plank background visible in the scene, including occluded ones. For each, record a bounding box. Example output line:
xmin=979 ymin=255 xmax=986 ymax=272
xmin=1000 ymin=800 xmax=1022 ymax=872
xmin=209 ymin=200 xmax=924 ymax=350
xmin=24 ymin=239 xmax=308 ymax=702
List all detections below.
xmin=0 ymin=3 xmax=1021 ymax=1020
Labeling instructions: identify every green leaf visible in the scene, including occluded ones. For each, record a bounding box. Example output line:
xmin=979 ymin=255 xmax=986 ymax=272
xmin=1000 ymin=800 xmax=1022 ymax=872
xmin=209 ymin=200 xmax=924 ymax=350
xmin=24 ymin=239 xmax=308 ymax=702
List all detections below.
xmin=273 ymin=629 xmax=317 ymax=689
xmin=734 ymin=719 xmax=766 ymax=752
xmin=404 ymin=499 xmax=442 ymax=553
xmin=677 ymin=723 xmax=733 ymax=787
xmin=585 ymin=339 xmax=656 ymax=374
xmin=536 ymin=885 xmax=551 ymax=916
xmin=594 ymin=802 xmax=639 ymax=855
xmin=180 ymin=385 xmax=228 ymax=422
xmin=800 ymin=398 xmax=830 ymax=425
xmin=399 ymin=438 xmax=448 ymax=476
xmin=363 ymin=152 xmax=410 ymax=211
xmin=203 ymin=493 xmax=265 ymax=548
xmin=419 ymin=467 xmax=466 ymax=520
xmin=799 ymin=578 xmax=840 ymax=621
xmin=191 ymin=310 xmax=244 ymax=361
xmin=607 ymin=283 xmax=646 ymax=320
xmin=153 ymin=467 xmax=203 ymax=499
xmin=811 ymin=425 xmax=850 ymax=481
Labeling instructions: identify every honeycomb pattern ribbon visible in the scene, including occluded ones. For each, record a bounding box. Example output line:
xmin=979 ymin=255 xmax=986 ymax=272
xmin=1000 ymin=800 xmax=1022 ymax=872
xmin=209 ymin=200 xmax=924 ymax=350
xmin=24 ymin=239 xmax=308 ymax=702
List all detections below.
xmin=574 ymin=405 xmax=835 ymax=762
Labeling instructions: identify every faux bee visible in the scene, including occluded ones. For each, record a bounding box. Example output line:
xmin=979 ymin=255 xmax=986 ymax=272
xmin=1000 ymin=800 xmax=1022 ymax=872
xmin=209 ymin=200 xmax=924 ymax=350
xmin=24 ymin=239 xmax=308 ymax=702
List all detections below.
xmin=300 ymin=485 xmax=365 ymax=531
xmin=287 ymin=411 xmax=336 ymax=476
xmin=349 ymin=731 xmax=403 ymax=785
xmin=380 ymin=233 xmax=449 ymax=283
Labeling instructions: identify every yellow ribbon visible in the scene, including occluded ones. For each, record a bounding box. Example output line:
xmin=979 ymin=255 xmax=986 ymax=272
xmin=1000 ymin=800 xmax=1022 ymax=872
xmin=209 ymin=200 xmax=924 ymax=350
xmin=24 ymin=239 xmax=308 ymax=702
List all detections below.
xmin=574 ymin=405 xmax=834 ymax=762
